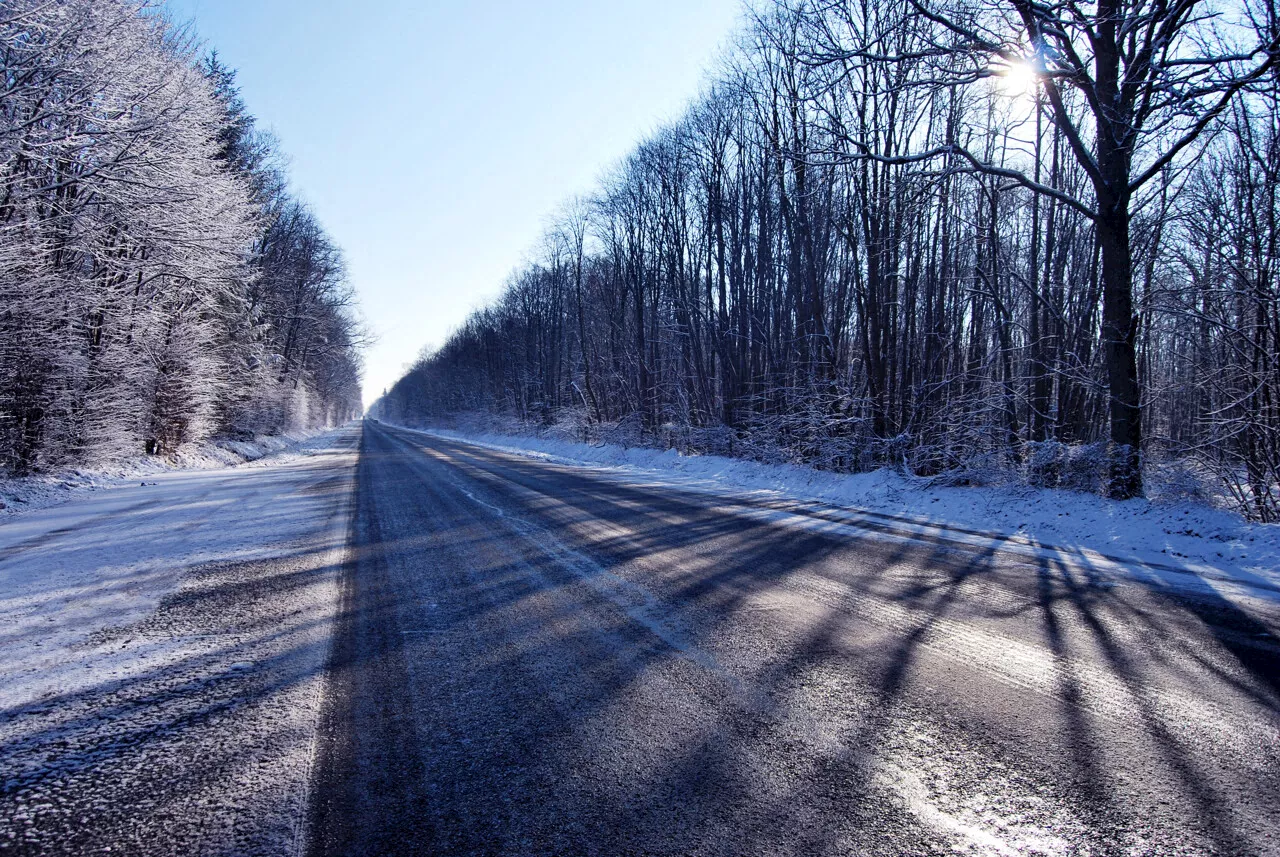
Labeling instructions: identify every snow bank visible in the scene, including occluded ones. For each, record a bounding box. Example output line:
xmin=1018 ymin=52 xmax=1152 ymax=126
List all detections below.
xmin=0 ymin=425 xmax=345 ymax=519
xmin=416 ymin=424 xmax=1280 ymax=600
xmin=0 ymin=427 xmax=358 ymax=854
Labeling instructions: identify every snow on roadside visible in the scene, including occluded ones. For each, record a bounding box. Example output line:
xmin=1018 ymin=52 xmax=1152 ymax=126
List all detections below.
xmin=0 ymin=427 xmax=340 ymax=520
xmin=0 ymin=426 xmax=358 ymax=856
xmin=411 ymin=424 xmax=1280 ymax=600
xmin=0 ymin=427 xmax=356 ymax=711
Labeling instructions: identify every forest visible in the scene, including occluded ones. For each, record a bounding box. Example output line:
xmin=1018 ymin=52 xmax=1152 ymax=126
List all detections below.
xmin=373 ymin=0 xmax=1280 ymax=521
xmin=0 ymin=0 xmax=362 ymax=475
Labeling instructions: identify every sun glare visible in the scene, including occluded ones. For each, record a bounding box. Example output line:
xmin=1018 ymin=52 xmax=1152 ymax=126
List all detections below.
xmin=997 ymin=59 xmax=1039 ymax=99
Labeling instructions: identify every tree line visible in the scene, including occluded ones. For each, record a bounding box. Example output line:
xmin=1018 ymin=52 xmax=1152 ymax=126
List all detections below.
xmin=373 ymin=0 xmax=1280 ymax=520
xmin=0 ymin=0 xmax=362 ymax=475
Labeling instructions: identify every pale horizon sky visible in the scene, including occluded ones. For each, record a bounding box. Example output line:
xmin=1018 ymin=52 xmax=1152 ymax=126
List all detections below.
xmin=162 ymin=1 xmax=746 ymax=409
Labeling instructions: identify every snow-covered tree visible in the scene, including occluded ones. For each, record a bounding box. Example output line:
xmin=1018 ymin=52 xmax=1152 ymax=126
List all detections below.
xmin=0 ymin=0 xmax=362 ymax=473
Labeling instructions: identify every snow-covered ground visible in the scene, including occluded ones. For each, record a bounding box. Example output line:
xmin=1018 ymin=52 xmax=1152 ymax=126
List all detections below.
xmin=0 ymin=426 xmax=358 ymax=856
xmin=0 ymin=428 xmax=332 ymax=521
xmin=414 ymin=424 xmax=1280 ymax=603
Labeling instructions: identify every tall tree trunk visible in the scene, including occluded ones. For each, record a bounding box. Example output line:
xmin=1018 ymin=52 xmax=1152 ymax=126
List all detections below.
xmin=1096 ymin=195 xmax=1143 ymax=498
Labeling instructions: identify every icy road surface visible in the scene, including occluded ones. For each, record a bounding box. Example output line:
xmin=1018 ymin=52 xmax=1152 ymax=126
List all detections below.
xmin=0 ymin=428 xmax=358 ymax=856
xmin=3 ymin=419 xmax=1280 ymax=856
xmin=308 ymin=421 xmax=1280 ymax=857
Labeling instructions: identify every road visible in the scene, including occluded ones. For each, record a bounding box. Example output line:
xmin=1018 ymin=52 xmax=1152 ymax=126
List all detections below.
xmin=306 ymin=420 xmax=1280 ymax=857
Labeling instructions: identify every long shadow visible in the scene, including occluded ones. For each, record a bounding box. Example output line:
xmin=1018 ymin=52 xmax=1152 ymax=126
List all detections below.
xmin=334 ymin=423 xmax=1280 ymax=855
xmin=0 ymin=433 xmax=361 ymax=856
xmin=1033 ymin=550 xmax=1276 ymax=855
xmin=0 ymin=547 xmax=349 ymax=855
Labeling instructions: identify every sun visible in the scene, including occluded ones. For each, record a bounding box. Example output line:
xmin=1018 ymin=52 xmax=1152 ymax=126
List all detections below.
xmin=996 ymin=59 xmax=1039 ymax=99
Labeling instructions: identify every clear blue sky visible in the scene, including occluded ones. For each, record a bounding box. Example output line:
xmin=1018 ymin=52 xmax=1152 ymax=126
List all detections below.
xmin=162 ymin=0 xmax=745 ymax=409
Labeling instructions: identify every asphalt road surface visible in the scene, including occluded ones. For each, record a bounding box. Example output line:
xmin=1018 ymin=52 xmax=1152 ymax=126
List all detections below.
xmin=305 ymin=421 xmax=1280 ymax=857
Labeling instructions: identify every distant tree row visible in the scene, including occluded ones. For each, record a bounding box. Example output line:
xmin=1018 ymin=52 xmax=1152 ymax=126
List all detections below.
xmin=375 ymin=0 xmax=1280 ymax=520
xmin=0 ymin=0 xmax=362 ymax=474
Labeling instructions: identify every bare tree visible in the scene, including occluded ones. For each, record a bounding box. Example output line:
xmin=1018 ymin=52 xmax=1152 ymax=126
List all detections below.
xmin=374 ymin=0 xmax=1280 ymax=519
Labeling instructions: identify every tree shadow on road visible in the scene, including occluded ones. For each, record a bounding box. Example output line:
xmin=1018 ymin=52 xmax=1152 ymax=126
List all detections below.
xmin=383 ymin=433 xmax=1280 ymax=856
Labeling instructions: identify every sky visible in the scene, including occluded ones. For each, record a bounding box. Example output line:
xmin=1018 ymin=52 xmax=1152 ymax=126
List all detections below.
xmin=162 ymin=0 xmax=745 ymax=409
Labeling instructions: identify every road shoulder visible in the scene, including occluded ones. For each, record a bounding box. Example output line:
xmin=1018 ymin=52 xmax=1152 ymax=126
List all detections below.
xmin=0 ymin=427 xmax=359 ymax=856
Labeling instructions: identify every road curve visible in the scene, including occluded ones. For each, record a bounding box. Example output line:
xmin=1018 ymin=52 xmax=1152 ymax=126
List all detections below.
xmin=306 ymin=420 xmax=1280 ymax=857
